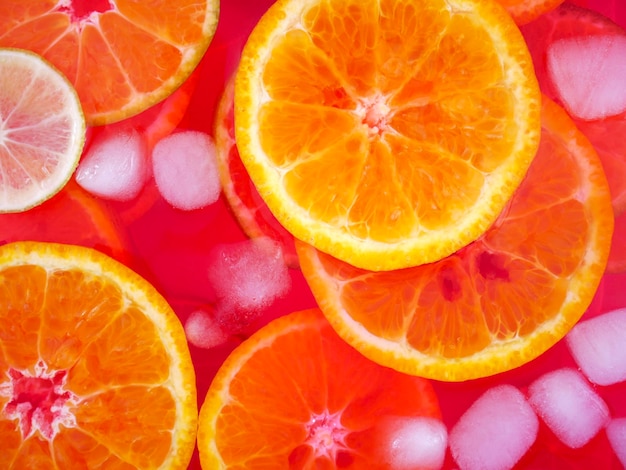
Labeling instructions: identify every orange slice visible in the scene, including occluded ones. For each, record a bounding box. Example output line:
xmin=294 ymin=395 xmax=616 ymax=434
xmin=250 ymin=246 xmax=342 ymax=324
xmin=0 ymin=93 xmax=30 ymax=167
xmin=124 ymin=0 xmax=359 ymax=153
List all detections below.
xmin=235 ymin=0 xmax=541 ymax=271
xmin=0 ymin=241 xmax=197 ymax=468
xmin=215 ymin=73 xmax=300 ymax=268
xmin=0 ymin=179 xmax=130 ymax=264
xmin=297 ymin=97 xmax=614 ymax=381
xmin=0 ymin=48 xmax=84 ymax=213
xmin=497 ymin=0 xmax=565 ymax=25
xmin=0 ymin=0 xmax=219 ymax=125
xmin=198 ymin=308 xmax=441 ymax=468
xmin=608 ymin=209 xmax=626 ymax=273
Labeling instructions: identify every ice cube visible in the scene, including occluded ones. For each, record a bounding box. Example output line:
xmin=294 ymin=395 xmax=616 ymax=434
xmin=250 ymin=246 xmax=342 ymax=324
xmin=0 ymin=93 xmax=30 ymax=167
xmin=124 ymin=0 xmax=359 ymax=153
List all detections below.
xmin=606 ymin=417 xmax=626 ymax=467
xmin=75 ymin=128 xmax=149 ymax=201
xmin=208 ymin=237 xmax=291 ymax=331
xmin=547 ymin=34 xmax=626 ymax=120
xmin=449 ymin=385 xmax=538 ymax=470
xmin=528 ymin=367 xmax=610 ymax=448
xmin=376 ymin=416 xmax=447 ymax=470
xmin=152 ymin=130 xmax=221 ymax=211
xmin=566 ymin=307 xmax=626 ymax=385
xmin=184 ymin=309 xmax=228 ymax=349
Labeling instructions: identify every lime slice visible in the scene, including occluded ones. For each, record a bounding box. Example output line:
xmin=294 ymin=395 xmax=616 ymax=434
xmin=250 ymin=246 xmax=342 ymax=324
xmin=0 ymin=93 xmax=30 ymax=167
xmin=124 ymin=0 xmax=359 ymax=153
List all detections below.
xmin=0 ymin=48 xmax=85 ymax=213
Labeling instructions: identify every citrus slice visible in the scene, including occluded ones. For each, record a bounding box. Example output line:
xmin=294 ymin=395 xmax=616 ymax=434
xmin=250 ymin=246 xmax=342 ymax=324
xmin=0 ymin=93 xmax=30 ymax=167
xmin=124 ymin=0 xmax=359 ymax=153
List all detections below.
xmin=297 ymin=97 xmax=614 ymax=381
xmin=215 ymin=73 xmax=300 ymax=268
xmin=197 ymin=308 xmax=442 ymax=468
xmin=235 ymin=0 xmax=541 ymax=271
xmin=0 ymin=241 xmax=197 ymax=468
xmin=0 ymin=0 xmax=219 ymax=125
xmin=497 ymin=0 xmax=565 ymax=25
xmin=0 ymin=48 xmax=84 ymax=213
xmin=608 ymin=209 xmax=626 ymax=273
xmin=0 ymin=179 xmax=130 ymax=263
xmin=521 ymin=3 xmax=626 ymax=215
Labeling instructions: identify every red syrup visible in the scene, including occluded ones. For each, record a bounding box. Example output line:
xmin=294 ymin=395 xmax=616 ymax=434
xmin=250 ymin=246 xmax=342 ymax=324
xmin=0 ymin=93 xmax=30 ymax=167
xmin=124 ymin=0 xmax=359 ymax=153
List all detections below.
xmin=1 ymin=1 xmax=625 ymax=468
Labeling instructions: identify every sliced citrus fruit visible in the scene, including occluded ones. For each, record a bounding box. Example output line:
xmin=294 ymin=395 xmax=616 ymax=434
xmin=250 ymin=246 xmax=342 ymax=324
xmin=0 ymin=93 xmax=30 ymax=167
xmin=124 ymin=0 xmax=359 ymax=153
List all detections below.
xmin=0 ymin=47 xmax=84 ymax=213
xmin=608 ymin=209 xmax=626 ymax=273
xmin=0 ymin=241 xmax=197 ymax=468
xmin=235 ymin=0 xmax=541 ymax=271
xmin=521 ymin=3 xmax=626 ymax=215
xmin=215 ymin=73 xmax=300 ymax=268
xmin=197 ymin=308 xmax=442 ymax=468
xmin=0 ymin=0 xmax=219 ymax=125
xmin=497 ymin=0 xmax=565 ymax=25
xmin=0 ymin=179 xmax=130 ymax=263
xmin=297 ymin=97 xmax=614 ymax=381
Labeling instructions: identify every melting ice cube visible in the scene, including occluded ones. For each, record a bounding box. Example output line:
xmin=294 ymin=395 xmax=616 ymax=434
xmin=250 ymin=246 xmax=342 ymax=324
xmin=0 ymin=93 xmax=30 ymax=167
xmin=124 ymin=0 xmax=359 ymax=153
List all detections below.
xmin=449 ymin=384 xmax=538 ymax=470
xmin=184 ymin=309 xmax=228 ymax=349
xmin=606 ymin=417 xmax=626 ymax=467
xmin=207 ymin=237 xmax=291 ymax=332
xmin=75 ymin=128 xmax=149 ymax=201
xmin=566 ymin=307 xmax=626 ymax=385
xmin=375 ymin=416 xmax=447 ymax=470
xmin=528 ymin=367 xmax=610 ymax=448
xmin=152 ymin=130 xmax=221 ymax=211
xmin=547 ymin=34 xmax=626 ymax=120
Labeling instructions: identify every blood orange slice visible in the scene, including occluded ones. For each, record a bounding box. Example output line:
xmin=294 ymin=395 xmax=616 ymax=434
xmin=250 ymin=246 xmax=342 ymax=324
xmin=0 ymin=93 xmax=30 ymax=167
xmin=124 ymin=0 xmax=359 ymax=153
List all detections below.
xmin=197 ymin=308 xmax=442 ymax=468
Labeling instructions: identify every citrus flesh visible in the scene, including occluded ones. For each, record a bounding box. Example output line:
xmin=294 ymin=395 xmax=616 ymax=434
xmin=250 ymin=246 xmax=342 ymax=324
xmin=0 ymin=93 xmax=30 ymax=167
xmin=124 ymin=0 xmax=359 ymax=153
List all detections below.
xmin=198 ymin=308 xmax=441 ymax=468
xmin=235 ymin=0 xmax=541 ymax=272
xmin=297 ymin=97 xmax=614 ymax=382
xmin=0 ymin=48 xmax=84 ymax=214
xmin=0 ymin=241 xmax=197 ymax=468
xmin=0 ymin=179 xmax=131 ymax=266
xmin=214 ymin=73 xmax=300 ymax=268
xmin=0 ymin=0 xmax=219 ymax=125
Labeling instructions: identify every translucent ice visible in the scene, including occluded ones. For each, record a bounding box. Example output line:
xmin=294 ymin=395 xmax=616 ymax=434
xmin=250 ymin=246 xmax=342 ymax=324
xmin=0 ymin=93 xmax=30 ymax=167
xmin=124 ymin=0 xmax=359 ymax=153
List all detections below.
xmin=376 ymin=416 xmax=447 ymax=470
xmin=208 ymin=237 xmax=291 ymax=331
xmin=606 ymin=417 xmax=626 ymax=467
xmin=566 ymin=308 xmax=626 ymax=385
xmin=528 ymin=367 xmax=610 ymax=448
xmin=75 ymin=128 xmax=149 ymax=201
xmin=152 ymin=130 xmax=221 ymax=211
xmin=547 ymin=34 xmax=626 ymax=120
xmin=184 ymin=309 xmax=228 ymax=349
xmin=449 ymin=385 xmax=538 ymax=470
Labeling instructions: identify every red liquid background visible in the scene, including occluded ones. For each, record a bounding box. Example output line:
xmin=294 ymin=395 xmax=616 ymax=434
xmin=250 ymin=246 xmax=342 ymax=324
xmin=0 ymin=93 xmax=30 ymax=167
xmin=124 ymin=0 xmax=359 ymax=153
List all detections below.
xmin=4 ymin=0 xmax=626 ymax=468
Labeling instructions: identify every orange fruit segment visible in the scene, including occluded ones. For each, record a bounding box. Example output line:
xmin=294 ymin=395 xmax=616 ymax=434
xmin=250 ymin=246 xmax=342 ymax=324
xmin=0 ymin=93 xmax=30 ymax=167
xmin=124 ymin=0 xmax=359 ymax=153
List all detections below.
xmin=0 ymin=0 xmax=219 ymax=125
xmin=0 ymin=47 xmax=84 ymax=213
xmin=297 ymin=97 xmax=614 ymax=381
xmin=0 ymin=241 xmax=197 ymax=468
xmin=198 ymin=308 xmax=441 ymax=468
xmin=235 ymin=0 xmax=541 ymax=271
xmin=215 ymin=73 xmax=300 ymax=269
xmin=0 ymin=179 xmax=130 ymax=263
xmin=497 ymin=0 xmax=565 ymax=25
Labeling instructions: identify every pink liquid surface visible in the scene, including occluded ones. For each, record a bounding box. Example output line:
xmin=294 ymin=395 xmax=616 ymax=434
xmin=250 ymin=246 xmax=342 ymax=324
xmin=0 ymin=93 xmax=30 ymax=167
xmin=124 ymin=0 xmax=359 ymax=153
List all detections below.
xmin=2 ymin=0 xmax=626 ymax=468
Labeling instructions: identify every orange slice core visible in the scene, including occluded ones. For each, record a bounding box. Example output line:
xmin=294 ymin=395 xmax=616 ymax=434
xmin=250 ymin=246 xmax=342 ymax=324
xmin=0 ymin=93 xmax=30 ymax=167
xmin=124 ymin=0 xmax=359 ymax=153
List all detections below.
xmin=3 ymin=361 xmax=75 ymax=441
